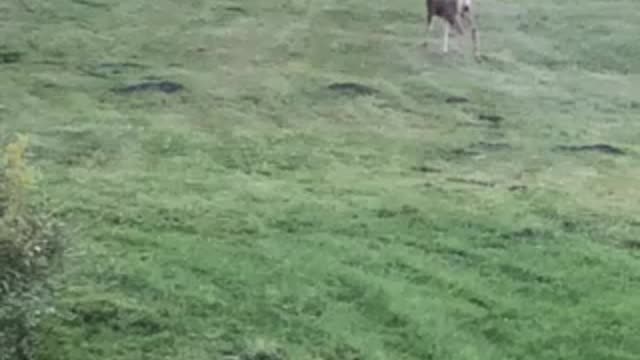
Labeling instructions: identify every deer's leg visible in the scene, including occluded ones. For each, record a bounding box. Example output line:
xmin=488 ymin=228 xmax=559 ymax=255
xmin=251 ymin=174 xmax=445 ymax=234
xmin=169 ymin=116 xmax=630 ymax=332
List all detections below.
xmin=452 ymin=17 xmax=465 ymax=35
xmin=468 ymin=18 xmax=479 ymax=58
xmin=422 ymin=18 xmax=434 ymax=47
xmin=423 ymin=0 xmax=433 ymax=46
xmin=425 ymin=0 xmax=434 ymax=31
xmin=461 ymin=13 xmax=479 ymax=58
xmin=471 ymin=28 xmax=479 ymax=57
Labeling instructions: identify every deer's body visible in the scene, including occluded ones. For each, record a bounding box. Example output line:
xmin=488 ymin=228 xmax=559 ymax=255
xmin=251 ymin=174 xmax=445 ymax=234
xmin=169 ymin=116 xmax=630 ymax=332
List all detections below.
xmin=425 ymin=0 xmax=479 ymax=57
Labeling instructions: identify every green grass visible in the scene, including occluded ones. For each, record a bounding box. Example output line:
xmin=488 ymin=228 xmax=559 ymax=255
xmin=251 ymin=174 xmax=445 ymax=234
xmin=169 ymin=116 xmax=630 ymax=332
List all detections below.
xmin=2 ymin=0 xmax=640 ymax=359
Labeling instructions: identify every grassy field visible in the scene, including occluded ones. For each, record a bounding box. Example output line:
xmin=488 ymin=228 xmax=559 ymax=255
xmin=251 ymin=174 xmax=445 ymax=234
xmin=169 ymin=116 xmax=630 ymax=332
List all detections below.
xmin=2 ymin=0 xmax=640 ymax=359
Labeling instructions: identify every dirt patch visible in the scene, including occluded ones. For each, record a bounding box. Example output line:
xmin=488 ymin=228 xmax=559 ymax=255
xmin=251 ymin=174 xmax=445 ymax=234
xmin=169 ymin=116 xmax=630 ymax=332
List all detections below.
xmin=328 ymin=82 xmax=379 ymax=96
xmin=111 ymin=80 xmax=184 ymax=94
xmin=446 ymin=177 xmax=495 ymax=188
xmin=0 ymin=50 xmax=22 ymax=64
xmin=554 ymin=144 xmax=625 ymax=156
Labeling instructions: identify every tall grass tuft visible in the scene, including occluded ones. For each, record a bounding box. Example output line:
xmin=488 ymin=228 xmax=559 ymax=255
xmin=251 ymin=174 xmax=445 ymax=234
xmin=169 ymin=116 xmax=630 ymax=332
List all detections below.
xmin=0 ymin=134 xmax=65 ymax=360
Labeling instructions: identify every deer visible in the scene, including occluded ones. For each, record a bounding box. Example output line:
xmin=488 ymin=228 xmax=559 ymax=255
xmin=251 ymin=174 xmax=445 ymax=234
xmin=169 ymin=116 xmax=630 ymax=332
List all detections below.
xmin=425 ymin=0 xmax=480 ymax=58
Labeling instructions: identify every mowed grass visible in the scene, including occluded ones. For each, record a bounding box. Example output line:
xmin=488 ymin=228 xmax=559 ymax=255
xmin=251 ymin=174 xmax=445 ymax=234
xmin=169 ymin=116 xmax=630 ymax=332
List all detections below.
xmin=2 ymin=0 xmax=640 ymax=359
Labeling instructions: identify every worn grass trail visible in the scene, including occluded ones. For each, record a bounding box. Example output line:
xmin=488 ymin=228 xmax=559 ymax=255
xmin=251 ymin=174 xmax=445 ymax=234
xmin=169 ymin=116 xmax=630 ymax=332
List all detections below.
xmin=1 ymin=0 xmax=640 ymax=359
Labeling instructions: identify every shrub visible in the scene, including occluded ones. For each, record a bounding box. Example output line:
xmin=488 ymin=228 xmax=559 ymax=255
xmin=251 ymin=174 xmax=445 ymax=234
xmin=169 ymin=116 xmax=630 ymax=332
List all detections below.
xmin=0 ymin=134 xmax=65 ymax=360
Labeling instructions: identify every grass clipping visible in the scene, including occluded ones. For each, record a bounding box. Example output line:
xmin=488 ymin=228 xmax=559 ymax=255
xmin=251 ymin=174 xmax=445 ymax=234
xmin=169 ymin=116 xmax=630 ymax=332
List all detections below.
xmin=0 ymin=135 xmax=65 ymax=360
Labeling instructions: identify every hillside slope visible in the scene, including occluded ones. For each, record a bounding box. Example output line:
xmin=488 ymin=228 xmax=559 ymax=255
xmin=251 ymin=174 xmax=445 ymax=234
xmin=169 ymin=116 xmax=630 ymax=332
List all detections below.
xmin=1 ymin=0 xmax=639 ymax=359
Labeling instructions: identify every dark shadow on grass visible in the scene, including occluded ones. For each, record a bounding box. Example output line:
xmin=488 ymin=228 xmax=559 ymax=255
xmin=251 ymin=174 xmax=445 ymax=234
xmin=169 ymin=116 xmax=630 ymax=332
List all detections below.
xmin=620 ymin=240 xmax=640 ymax=252
xmin=68 ymin=297 xmax=167 ymax=336
xmin=224 ymin=6 xmax=248 ymax=15
xmin=328 ymin=82 xmax=380 ymax=97
xmin=446 ymin=177 xmax=495 ymax=188
xmin=0 ymin=50 xmax=23 ymax=64
xmin=411 ymin=165 xmax=442 ymax=173
xmin=111 ymin=80 xmax=185 ymax=95
xmin=70 ymin=0 xmax=110 ymax=8
xmin=554 ymin=144 xmax=625 ymax=156
xmin=449 ymin=148 xmax=482 ymax=158
xmin=470 ymin=142 xmax=512 ymax=151
xmin=445 ymin=96 xmax=470 ymax=104
xmin=478 ymin=114 xmax=505 ymax=125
